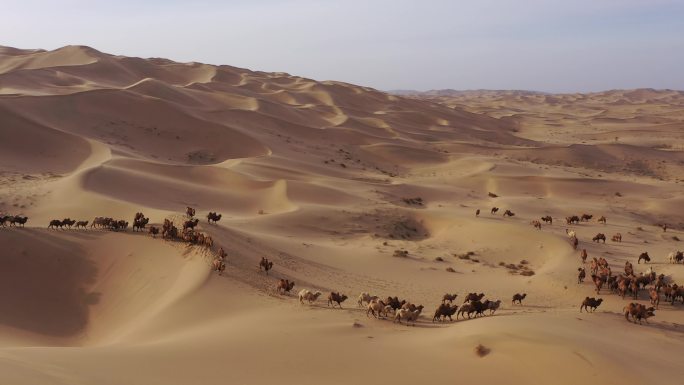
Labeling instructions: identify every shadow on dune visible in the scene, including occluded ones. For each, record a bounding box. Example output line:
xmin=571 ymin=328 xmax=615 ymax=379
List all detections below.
xmin=0 ymin=229 xmax=100 ymax=337
xmin=599 ymin=311 xmax=684 ymax=335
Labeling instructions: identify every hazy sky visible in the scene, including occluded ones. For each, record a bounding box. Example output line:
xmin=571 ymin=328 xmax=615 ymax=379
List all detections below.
xmin=3 ymin=0 xmax=683 ymax=92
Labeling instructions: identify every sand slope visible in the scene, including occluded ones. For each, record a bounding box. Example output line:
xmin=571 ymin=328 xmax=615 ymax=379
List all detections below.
xmin=1 ymin=46 xmax=683 ymax=384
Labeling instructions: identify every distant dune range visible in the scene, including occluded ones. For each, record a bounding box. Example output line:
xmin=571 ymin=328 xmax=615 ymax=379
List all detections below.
xmin=1 ymin=46 xmax=684 ymax=385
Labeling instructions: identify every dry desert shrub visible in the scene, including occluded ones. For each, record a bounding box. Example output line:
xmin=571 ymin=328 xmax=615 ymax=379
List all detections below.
xmin=393 ymin=249 xmax=409 ymax=258
xmin=474 ymin=344 xmax=491 ymax=357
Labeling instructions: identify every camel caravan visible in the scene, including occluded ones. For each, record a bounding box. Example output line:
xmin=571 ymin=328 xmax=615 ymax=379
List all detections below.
xmin=282 ymin=280 xmax=512 ymax=326
xmin=362 ymin=290 xmax=505 ymax=325
xmin=5 ymin=200 xmax=683 ymax=329
xmin=4 ymin=206 xmax=235 ymax=280
xmin=53 ymin=208 xmax=225 ymax=273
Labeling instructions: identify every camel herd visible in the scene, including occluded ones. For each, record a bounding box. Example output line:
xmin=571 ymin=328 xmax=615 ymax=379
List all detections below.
xmin=473 ymin=207 xmax=682 ymax=324
xmin=274 ymin=198 xmax=684 ymax=325
xmin=576 ymin=233 xmax=683 ymax=323
xmin=3 ymin=202 xmax=682 ymax=328
xmin=0 ymin=215 xmax=28 ymax=227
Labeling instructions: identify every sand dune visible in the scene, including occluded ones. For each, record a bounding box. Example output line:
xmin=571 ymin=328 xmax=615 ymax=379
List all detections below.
xmin=0 ymin=105 xmax=91 ymax=173
xmin=1 ymin=46 xmax=683 ymax=385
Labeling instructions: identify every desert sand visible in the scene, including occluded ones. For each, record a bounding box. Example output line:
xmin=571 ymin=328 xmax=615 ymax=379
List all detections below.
xmin=1 ymin=45 xmax=683 ymax=385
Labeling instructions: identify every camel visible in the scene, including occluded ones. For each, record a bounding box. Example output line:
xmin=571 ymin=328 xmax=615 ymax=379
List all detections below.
xmin=442 ymin=293 xmax=458 ymax=304
xmin=491 ymin=207 xmax=499 ymax=215
xmin=91 ymin=217 xmax=109 ymax=228
xmin=581 ymin=214 xmax=593 ymax=222
xmin=637 ymin=252 xmax=651 ymax=264
xmin=277 ymin=279 xmax=296 ymax=294
xmin=599 ymin=266 xmax=611 ymax=282
xmin=357 ymin=293 xmax=378 ymax=308
xmin=259 ymin=257 xmax=274 ymax=274
xmin=655 ymin=274 xmax=666 ymax=292
xmin=203 ymin=235 xmax=214 ymax=248
xmin=109 ymin=220 xmax=128 ymax=231
xmin=186 ymin=206 xmax=196 ymax=218
xmin=649 ymin=288 xmax=660 ymax=309
xmin=133 ymin=217 xmax=149 ymax=232
xmin=590 ymin=258 xmax=599 ymax=275
xmin=183 ymin=218 xmax=199 ymax=230
xmin=671 ymin=286 xmax=684 ymax=305
xmin=149 ymin=226 xmax=159 ymax=238
xmin=162 ymin=225 xmax=178 ymax=240
xmin=299 ymin=289 xmax=322 ymax=305
xmin=597 ymin=257 xmax=608 ymax=269
xmin=636 ymin=269 xmax=655 ymax=289
xmin=366 ymin=299 xmax=388 ymax=318
xmin=541 ymin=215 xmax=552 ymax=225
xmin=669 ymin=251 xmax=683 ymax=264
xmin=512 ymin=293 xmax=526 ymax=305
xmin=570 ymin=236 xmax=578 ymax=250
xmin=394 ymin=305 xmax=424 ymax=326
xmin=327 ymin=292 xmax=348 ymax=308
xmin=630 ymin=279 xmax=639 ymax=300
xmin=463 ymin=292 xmax=485 ymax=303
xmin=580 ymin=297 xmax=603 ymax=312
xmin=386 ymin=296 xmax=407 ymax=310
xmin=580 ymin=249 xmax=588 ymax=264
xmin=663 ymin=284 xmax=676 ymax=302
xmin=592 ymin=233 xmax=606 ymax=243
xmin=616 ymin=277 xmax=629 ymax=299
xmin=624 ymin=261 xmax=634 ymax=276
xmin=9 ymin=216 xmax=28 ymax=227
xmin=566 ymin=215 xmax=580 ymax=225
xmin=503 ymin=210 xmax=515 ymax=217
xmin=75 ymin=220 xmax=89 ymax=229
xmin=577 ymin=267 xmax=586 ymax=284
xmin=624 ymin=303 xmax=655 ymax=324
xmin=212 ymin=258 xmax=226 ymax=275
xmin=182 ymin=229 xmax=197 ymax=243
xmin=48 ymin=219 xmax=64 ymax=229
xmin=207 ymin=212 xmax=222 ymax=224
xmin=61 ymin=218 xmax=76 ymax=229
xmin=531 ymin=220 xmax=542 ymax=230
xmin=457 ymin=303 xmax=477 ymax=319
xmin=475 ymin=209 xmax=480 ymax=217
xmin=591 ymin=275 xmax=604 ymax=294
xmin=598 ymin=216 xmax=607 ymax=225
xmin=486 ymin=300 xmax=501 ymax=315
xmin=611 ymin=233 xmax=622 ymax=242
xmin=433 ymin=303 xmax=458 ymax=322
